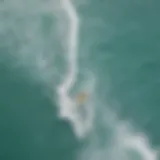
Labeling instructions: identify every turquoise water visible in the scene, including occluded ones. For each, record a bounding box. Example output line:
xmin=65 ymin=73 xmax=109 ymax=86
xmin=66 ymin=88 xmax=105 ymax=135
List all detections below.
xmin=0 ymin=0 xmax=160 ymax=160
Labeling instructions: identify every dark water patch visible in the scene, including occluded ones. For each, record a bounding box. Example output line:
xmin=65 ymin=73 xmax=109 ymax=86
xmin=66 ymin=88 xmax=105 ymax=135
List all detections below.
xmin=0 ymin=63 xmax=80 ymax=160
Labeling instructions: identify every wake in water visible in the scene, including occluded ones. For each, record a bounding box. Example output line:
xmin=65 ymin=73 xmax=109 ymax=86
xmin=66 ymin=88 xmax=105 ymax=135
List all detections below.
xmin=56 ymin=0 xmax=95 ymax=138
xmin=57 ymin=0 xmax=159 ymax=159
xmin=0 ymin=0 xmax=159 ymax=159
xmin=79 ymin=107 xmax=158 ymax=160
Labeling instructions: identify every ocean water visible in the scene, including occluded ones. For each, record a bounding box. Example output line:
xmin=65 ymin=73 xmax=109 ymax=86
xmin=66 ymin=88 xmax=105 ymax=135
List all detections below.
xmin=0 ymin=0 xmax=160 ymax=160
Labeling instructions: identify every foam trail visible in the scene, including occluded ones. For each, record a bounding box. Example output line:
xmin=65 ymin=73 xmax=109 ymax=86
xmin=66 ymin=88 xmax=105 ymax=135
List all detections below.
xmin=60 ymin=0 xmax=79 ymax=91
xmin=54 ymin=1 xmax=159 ymax=159
xmin=79 ymin=108 xmax=158 ymax=160
xmin=114 ymin=121 xmax=158 ymax=160
xmin=57 ymin=0 xmax=78 ymax=110
xmin=56 ymin=0 xmax=87 ymax=138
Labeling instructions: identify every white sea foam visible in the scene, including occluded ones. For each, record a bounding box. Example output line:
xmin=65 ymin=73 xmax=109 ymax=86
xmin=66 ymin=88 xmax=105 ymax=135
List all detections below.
xmin=0 ymin=0 xmax=159 ymax=159
xmin=79 ymin=107 xmax=158 ymax=160
xmin=112 ymin=120 xmax=158 ymax=160
xmin=56 ymin=0 xmax=95 ymax=138
xmin=56 ymin=1 xmax=159 ymax=159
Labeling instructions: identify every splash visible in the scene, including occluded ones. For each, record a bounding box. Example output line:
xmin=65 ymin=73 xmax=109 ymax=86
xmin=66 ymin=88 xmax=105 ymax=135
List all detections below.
xmin=55 ymin=2 xmax=159 ymax=159
xmin=56 ymin=0 xmax=95 ymax=138
xmin=0 ymin=0 xmax=158 ymax=159
xmin=79 ymin=107 xmax=158 ymax=160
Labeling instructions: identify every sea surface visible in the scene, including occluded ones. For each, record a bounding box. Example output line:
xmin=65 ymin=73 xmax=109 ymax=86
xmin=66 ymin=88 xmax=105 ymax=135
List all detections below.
xmin=0 ymin=0 xmax=160 ymax=160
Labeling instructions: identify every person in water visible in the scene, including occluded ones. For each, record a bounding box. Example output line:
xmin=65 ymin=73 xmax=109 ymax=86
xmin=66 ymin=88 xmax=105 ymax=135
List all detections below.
xmin=75 ymin=92 xmax=89 ymax=105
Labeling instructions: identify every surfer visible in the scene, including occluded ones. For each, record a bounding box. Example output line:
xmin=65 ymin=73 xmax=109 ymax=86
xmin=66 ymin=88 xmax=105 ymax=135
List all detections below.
xmin=75 ymin=91 xmax=89 ymax=105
